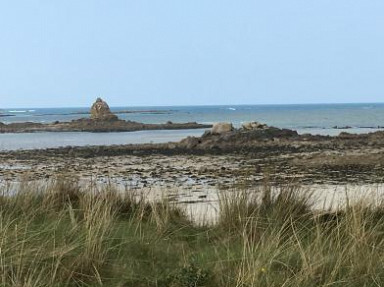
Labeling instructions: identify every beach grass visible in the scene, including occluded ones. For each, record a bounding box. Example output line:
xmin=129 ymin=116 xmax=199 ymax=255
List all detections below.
xmin=1 ymin=178 xmax=384 ymax=286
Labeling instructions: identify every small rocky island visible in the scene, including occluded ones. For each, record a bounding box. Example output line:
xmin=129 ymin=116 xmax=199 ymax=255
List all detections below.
xmin=0 ymin=98 xmax=211 ymax=133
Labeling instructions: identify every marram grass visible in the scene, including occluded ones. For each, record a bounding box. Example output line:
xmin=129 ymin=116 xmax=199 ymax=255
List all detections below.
xmin=0 ymin=178 xmax=384 ymax=286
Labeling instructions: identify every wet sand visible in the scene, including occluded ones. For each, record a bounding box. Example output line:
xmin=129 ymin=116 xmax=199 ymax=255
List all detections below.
xmin=2 ymin=127 xmax=384 ymax=222
xmin=1 ymin=143 xmax=384 ymax=187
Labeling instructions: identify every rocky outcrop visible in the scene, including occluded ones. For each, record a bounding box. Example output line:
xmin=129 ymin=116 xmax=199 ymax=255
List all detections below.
xmin=90 ymin=98 xmax=118 ymax=121
xmin=179 ymin=123 xmax=299 ymax=151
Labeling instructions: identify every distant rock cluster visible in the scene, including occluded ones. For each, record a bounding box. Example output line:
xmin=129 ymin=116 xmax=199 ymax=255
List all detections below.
xmin=208 ymin=121 xmax=268 ymax=135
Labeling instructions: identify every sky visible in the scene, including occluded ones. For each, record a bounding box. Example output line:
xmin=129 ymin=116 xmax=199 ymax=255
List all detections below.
xmin=0 ymin=0 xmax=384 ymax=108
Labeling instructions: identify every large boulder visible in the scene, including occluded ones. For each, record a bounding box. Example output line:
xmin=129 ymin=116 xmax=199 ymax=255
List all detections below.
xmin=90 ymin=98 xmax=118 ymax=121
xmin=211 ymin=122 xmax=234 ymax=135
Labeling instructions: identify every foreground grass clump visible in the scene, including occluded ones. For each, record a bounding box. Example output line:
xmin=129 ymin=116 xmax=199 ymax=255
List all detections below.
xmin=1 ymin=179 xmax=384 ymax=286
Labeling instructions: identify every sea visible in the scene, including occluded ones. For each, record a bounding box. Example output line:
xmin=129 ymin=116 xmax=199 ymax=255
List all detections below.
xmin=1 ymin=103 xmax=384 ymax=151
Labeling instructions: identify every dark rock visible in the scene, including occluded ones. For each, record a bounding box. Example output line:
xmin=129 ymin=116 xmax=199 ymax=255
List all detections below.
xmin=333 ymin=126 xmax=352 ymax=129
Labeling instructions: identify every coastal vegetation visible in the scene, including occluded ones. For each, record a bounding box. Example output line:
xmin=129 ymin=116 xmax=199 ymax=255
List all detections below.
xmin=1 ymin=178 xmax=384 ymax=286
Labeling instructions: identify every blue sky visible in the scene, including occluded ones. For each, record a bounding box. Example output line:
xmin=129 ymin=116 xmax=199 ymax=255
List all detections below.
xmin=1 ymin=0 xmax=383 ymax=108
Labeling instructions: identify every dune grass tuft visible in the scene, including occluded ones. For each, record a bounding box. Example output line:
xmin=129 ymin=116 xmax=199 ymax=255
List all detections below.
xmin=1 ymin=178 xmax=384 ymax=286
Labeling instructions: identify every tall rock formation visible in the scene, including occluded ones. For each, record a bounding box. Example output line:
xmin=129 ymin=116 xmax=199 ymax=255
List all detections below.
xmin=90 ymin=98 xmax=118 ymax=121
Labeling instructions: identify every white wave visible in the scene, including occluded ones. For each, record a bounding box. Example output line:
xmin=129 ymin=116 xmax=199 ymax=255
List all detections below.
xmin=8 ymin=110 xmax=27 ymax=113
xmin=228 ymin=107 xmax=236 ymax=111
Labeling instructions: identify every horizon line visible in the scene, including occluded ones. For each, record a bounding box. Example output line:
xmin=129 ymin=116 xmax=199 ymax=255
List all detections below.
xmin=2 ymin=101 xmax=384 ymax=110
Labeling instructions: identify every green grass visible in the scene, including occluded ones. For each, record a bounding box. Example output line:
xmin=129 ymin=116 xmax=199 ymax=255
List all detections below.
xmin=1 ymin=178 xmax=384 ymax=286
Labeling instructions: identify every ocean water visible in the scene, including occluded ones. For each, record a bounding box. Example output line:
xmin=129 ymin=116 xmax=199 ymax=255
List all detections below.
xmin=1 ymin=103 xmax=384 ymax=150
